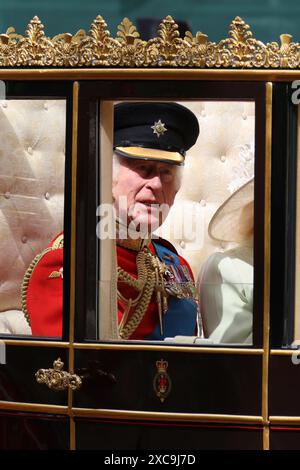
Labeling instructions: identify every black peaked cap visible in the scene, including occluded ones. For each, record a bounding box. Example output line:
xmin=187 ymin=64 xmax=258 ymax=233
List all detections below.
xmin=114 ymin=102 xmax=199 ymax=160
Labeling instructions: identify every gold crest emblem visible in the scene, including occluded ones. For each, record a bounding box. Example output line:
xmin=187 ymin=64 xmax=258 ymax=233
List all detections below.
xmin=151 ymin=120 xmax=167 ymax=138
xmin=153 ymin=359 xmax=171 ymax=403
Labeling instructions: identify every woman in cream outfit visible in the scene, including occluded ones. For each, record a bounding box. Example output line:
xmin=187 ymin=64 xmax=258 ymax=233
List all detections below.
xmin=198 ymin=178 xmax=254 ymax=344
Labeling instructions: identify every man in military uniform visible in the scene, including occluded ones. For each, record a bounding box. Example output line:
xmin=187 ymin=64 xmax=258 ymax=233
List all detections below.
xmin=20 ymin=102 xmax=201 ymax=340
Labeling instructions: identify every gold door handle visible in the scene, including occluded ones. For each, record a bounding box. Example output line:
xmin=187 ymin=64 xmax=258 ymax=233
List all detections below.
xmin=35 ymin=358 xmax=82 ymax=392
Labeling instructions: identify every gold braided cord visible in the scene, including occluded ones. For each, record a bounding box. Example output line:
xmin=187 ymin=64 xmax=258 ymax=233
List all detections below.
xmin=52 ymin=233 xmax=64 ymax=249
xmin=117 ymin=247 xmax=148 ymax=308
xmin=117 ymin=289 xmax=143 ymax=309
xmin=21 ymin=247 xmax=52 ymax=327
xmin=21 ymin=236 xmax=64 ymax=327
xmin=118 ymin=248 xmax=168 ymax=340
xmin=118 ymin=249 xmax=155 ymax=339
xmin=117 ymin=261 xmax=145 ymax=291
xmin=118 ymin=298 xmax=132 ymax=332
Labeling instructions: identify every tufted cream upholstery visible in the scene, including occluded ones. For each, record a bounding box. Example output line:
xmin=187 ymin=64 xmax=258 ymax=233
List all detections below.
xmin=157 ymin=101 xmax=255 ymax=280
xmin=0 ymin=100 xmax=66 ymax=313
xmin=0 ymin=99 xmax=254 ymax=336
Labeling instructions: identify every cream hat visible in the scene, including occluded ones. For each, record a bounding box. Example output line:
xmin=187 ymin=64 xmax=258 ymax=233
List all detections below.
xmin=208 ymin=177 xmax=254 ymax=243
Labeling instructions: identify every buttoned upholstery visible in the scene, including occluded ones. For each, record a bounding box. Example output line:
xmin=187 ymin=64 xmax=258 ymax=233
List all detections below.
xmin=0 ymin=100 xmax=66 ymax=312
xmin=0 ymin=99 xmax=254 ymax=320
xmin=157 ymin=101 xmax=255 ymax=279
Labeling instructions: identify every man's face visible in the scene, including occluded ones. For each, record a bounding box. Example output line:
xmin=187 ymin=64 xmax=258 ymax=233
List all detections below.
xmin=113 ymin=156 xmax=179 ymax=234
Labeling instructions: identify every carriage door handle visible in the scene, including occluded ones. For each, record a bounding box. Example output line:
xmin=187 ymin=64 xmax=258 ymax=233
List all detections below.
xmin=35 ymin=358 xmax=82 ymax=391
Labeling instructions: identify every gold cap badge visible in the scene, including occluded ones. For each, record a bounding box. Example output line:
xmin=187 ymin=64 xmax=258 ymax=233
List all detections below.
xmin=151 ymin=120 xmax=167 ymax=138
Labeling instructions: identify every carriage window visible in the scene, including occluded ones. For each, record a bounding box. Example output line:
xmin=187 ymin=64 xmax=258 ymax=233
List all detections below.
xmin=97 ymin=100 xmax=255 ymax=345
xmin=294 ymin=105 xmax=300 ymax=344
xmin=0 ymin=99 xmax=66 ymax=338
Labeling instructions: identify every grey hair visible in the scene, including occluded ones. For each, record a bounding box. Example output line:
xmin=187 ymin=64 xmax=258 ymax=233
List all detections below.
xmin=112 ymin=152 xmax=183 ymax=191
xmin=112 ymin=152 xmax=121 ymax=184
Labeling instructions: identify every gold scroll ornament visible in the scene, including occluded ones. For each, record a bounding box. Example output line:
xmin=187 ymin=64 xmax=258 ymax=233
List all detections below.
xmin=0 ymin=15 xmax=298 ymax=68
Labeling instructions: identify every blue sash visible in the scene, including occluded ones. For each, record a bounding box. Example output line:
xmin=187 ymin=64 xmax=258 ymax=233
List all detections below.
xmin=145 ymin=241 xmax=198 ymax=340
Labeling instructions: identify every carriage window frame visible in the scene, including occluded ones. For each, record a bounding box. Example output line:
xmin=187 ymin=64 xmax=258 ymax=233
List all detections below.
xmin=270 ymin=82 xmax=298 ymax=349
xmin=74 ymin=79 xmax=267 ymax=349
xmin=0 ymin=80 xmax=73 ymax=343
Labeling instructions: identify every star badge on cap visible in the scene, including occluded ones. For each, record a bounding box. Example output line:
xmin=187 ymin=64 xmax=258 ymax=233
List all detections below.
xmin=151 ymin=119 xmax=167 ymax=138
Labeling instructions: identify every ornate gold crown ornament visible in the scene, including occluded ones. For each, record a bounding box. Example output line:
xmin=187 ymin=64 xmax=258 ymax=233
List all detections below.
xmin=35 ymin=358 xmax=82 ymax=391
xmin=0 ymin=15 xmax=298 ymax=68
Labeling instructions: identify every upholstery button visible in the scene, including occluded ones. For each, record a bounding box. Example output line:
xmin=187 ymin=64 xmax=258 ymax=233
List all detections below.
xmin=180 ymin=240 xmax=186 ymax=249
xmin=242 ymin=113 xmax=247 ymax=120
xmin=21 ymin=236 xmax=27 ymax=243
xmin=44 ymin=192 xmax=50 ymax=200
xmin=2 ymin=102 xmax=7 ymax=108
xmin=44 ymin=103 xmax=48 ymax=110
xmin=27 ymin=147 xmax=33 ymax=155
xmin=4 ymin=191 xmax=10 ymax=199
xmin=220 ymin=155 xmax=226 ymax=162
xmin=200 ymin=199 xmax=206 ymax=207
xmin=201 ymin=110 xmax=206 ymax=117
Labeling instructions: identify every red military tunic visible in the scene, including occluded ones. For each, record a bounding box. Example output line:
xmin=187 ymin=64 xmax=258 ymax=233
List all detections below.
xmin=117 ymin=240 xmax=195 ymax=340
xmin=22 ymin=233 xmax=64 ymax=337
xmin=23 ymin=234 xmax=197 ymax=339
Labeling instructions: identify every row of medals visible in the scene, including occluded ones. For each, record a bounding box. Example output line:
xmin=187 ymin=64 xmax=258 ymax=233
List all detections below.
xmin=162 ymin=259 xmax=197 ymax=300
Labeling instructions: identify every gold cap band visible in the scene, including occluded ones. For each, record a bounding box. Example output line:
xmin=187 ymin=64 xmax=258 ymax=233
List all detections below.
xmin=115 ymin=146 xmax=184 ymax=165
